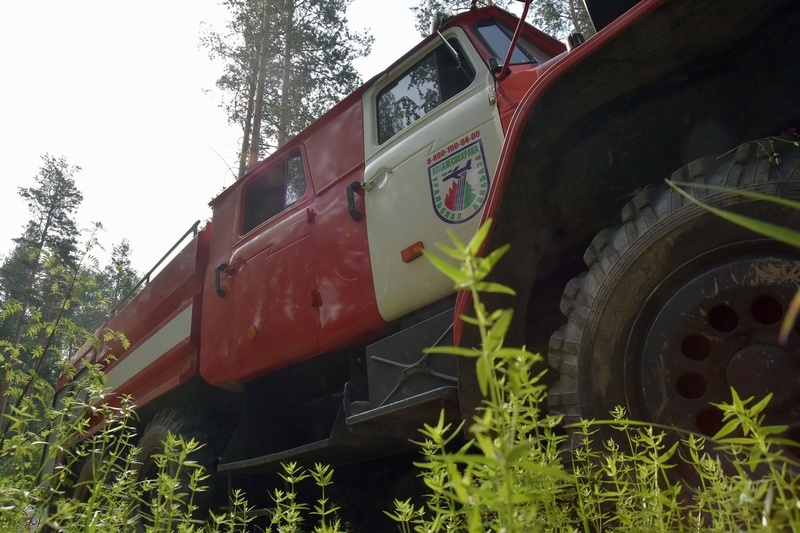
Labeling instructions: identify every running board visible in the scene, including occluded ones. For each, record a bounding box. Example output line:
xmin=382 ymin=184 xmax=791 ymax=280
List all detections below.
xmin=217 ymin=431 xmax=407 ymax=475
xmin=345 ymin=386 xmax=460 ymax=435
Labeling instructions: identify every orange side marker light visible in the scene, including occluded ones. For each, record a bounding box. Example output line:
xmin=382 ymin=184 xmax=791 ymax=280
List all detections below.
xmin=401 ymin=241 xmax=425 ymax=263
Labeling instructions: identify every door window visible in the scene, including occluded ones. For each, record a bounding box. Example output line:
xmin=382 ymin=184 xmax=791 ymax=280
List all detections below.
xmin=377 ymin=40 xmax=475 ymax=144
xmin=476 ymin=19 xmax=549 ymax=64
xmin=241 ymin=153 xmax=307 ymax=234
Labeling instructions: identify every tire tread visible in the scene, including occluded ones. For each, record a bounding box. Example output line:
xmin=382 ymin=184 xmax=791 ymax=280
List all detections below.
xmin=547 ymin=141 xmax=800 ymax=426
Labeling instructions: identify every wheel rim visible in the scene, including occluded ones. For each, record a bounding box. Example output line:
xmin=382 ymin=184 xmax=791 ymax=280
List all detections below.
xmin=635 ymin=251 xmax=800 ymax=454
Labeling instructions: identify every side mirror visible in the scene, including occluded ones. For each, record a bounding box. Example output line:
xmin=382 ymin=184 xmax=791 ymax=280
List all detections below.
xmin=566 ymin=32 xmax=585 ymax=51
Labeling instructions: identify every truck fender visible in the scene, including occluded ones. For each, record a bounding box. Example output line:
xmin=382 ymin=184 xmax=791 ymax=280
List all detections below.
xmin=453 ymin=0 xmax=800 ymax=416
xmin=454 ymin=0 xmax=666 ymax=346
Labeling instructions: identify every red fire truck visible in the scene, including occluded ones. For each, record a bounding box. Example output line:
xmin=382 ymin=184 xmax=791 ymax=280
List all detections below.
xmin=58 ymin=0 xmax=799 ymax=518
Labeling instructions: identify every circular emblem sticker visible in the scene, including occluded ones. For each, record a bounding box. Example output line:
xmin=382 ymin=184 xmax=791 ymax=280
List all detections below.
xmin=428 ymin=137 xmax=490 ymax=224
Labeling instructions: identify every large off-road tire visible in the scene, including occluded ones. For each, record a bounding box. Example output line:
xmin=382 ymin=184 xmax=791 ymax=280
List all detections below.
xmin=548 ymin=141 xmax=800 ymax=452
xmin=72 ymin=449 xmax=102 ymax=502
xmin=71 ymin=439 xmax=127 ymax=502
xmin=134 ymin=408 xmax=228 ymax=530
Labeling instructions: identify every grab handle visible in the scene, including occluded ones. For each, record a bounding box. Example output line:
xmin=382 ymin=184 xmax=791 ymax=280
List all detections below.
xmin=214 ymin=263 xmax=228 ymax=298
xmin=346 ymin=181 xmax=363 ymax=222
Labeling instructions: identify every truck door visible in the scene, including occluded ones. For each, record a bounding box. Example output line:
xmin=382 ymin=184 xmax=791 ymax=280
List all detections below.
xmin=222 ymin=150 xmax=319 ymax=382
xmin=362 ymin=28 xmax=504 ymax=322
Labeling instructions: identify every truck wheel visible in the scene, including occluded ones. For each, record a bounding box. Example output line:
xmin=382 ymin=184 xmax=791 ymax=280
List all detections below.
xmin=548 ymin=141 xmax=800 ymax=453
xmin=134 ymin=408 xmax=228 ymax=530
xmin=72 ymin=450 xmax=102 ymax=502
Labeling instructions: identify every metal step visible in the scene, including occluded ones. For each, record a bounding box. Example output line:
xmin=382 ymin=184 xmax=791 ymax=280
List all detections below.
xmin=217 ymin=431 xmax=407 ymax=474
xmin=346 ymin=386 xmax=460 ymax=430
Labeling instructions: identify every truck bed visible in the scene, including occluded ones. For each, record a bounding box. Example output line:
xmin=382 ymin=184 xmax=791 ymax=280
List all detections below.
xmin=60 ymin=223 xmax=211 ymax=424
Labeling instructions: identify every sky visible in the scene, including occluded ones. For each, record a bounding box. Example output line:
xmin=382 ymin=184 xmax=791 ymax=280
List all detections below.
xmin=0 ymin=0 xmax=423 ymax=273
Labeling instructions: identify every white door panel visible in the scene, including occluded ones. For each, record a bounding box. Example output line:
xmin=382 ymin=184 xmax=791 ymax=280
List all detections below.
xmin=363 ymin=29 xmax=504 ymax=322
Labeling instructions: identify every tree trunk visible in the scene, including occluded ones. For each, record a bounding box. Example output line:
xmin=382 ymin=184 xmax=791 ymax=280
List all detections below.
xmin=237 ymin=55 xmax=259 ymax=180
xmin=0 ymin=211 xmax=52 ymax=424
xmin=567 ymin=0 xmax=581 ymax=33
xmin=276 ymin=0 xmax=294 ymax=148
xmin=249 ymin=1 xmax=272 ymax=169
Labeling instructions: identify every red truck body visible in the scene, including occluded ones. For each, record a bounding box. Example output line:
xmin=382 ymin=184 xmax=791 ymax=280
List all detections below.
xmin=63 ymin=5 xmax=566 ymax=427
xmin=62 ymin=226 xmax=207 ymax=410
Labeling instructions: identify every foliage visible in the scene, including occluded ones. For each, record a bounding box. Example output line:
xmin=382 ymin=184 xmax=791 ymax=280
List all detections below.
xmin=411 ymin=0 xmax=512 ymax=36
xmin=201 ymin=0 xmax=373 ymax=173
xmin=261 ymin=462 xmax=346 ymax=533
xmin=0 ymin=358 xmax=135 ymax=531
xmin=0 ymin=255 xmax=344 ymax=531
xmin=411 ymin=0 xmax=593 ymax=39
xmin=70 ymin=238 xmax=141 ymax=336
xmin=0 ymin=156 xmax=140 ymax=440
xmin=527 ymin=0 xmax=593 ymax=39
xmin=0 ymin=320 xmax=348 ymax=532
xmin=0 ymin=238 xmax=97 ymax=444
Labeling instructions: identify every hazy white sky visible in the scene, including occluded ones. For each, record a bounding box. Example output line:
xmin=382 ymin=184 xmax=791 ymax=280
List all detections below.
xmin=0 ymin=0 xmax=422 ymax=272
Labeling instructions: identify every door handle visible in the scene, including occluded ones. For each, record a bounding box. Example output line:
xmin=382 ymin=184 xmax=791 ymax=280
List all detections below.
xmin=364 ymin=168 xmax=392 ymax=191
xmin=215 ymin=258 xmax=247 ymax=297
xmin=214 ymin=263 xmax=228 ymax=297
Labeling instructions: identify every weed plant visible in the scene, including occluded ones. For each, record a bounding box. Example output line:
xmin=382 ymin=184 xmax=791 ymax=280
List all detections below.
xmin=0 ymin=361 xmax=346 ymax=532
xmin=387 ymin=220 xmax=800 ymax=532
xmin=0 ymin=255 xmax=345 ymax=532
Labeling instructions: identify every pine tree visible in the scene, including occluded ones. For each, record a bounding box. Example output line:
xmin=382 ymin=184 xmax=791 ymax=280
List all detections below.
xmin=69 ymin=239 xmax=141 ymax=336
xmin=528 ymin=0 xmax=593 ymax=38
xmin=102 ymin=239 xmax=140 ymax=306
xmin=0 ymin=154 xmax=84 ymax=424
xmin=0 ymin=155 xmax=83 ymax=345
xmin=202 ymin=0 xmax=373 ymax=178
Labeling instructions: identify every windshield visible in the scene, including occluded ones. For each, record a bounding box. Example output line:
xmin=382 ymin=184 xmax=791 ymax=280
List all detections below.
xmin=476 ymin=19 xmax=544 ymax=65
